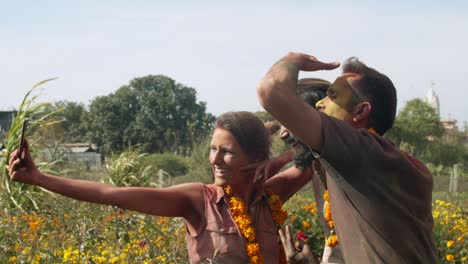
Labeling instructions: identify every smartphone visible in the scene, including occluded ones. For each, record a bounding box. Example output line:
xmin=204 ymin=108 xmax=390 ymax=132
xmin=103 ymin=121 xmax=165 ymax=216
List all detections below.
xmin=18 ymin=118 xmax=29 ymax=161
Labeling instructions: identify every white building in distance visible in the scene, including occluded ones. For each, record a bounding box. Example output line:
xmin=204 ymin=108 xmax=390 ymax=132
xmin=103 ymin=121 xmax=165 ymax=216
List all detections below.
xmin=425 ymin=81 xmax=440 ymax=118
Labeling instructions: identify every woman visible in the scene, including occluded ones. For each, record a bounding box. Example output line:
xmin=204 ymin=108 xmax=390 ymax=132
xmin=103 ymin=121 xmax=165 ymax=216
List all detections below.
xmin=9 ymin=111 xmax=311 ymax=264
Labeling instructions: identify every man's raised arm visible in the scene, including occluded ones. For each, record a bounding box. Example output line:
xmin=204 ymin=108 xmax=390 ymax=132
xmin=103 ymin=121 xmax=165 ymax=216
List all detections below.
xmin=256 ymin=52 xmax=339 ymax=151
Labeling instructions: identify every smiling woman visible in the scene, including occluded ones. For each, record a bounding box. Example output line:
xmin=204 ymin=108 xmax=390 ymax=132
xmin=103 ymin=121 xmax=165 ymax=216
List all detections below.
xmin=8 ymin=111 xmax=311 ymax=264
xmin=210 ymin=112 xmax=270 ymax=188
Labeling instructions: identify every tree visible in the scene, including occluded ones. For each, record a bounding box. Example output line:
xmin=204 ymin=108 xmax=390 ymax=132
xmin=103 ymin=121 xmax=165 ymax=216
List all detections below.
xmin=85 ymin=75 xmax=214 ymax=154
xmin=386 ymin=99 xmax=444 ymax=157
xmin=83 ymin=95 xmax=130 ymax=154
xmin=422 ymin=141 xmax=467 ymax=167
xmin=386 ymin=99 xmax=468 ymax=168
xmin=53 ymin=101 xmax=87 ymax=142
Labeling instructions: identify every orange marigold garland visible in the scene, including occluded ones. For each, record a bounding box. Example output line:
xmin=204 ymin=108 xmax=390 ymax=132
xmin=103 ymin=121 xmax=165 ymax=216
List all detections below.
xmin=224 ymin=186 xmax=264 ymax=264
xmin=368 ymin=127 xmax=378 ymax=136
xmin=266 ymin=190 xmax=288 ymax=226
xmin=224 ymin=186 xmax=288 ymax=264
xmin=323 ymin=190 xmax=339 ymax=247
xmin=266 ymin=190 xmax=288 ymax=264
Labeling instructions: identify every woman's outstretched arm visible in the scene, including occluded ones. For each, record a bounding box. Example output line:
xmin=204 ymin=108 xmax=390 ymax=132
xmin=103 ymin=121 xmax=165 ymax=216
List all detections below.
xmin=9 ymin=142 xmax=204 ymax=220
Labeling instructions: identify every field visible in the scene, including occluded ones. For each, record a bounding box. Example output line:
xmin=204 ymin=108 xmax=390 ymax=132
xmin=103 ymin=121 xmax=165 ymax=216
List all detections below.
xmin=1 ymin=182 xmax=466 ymax=264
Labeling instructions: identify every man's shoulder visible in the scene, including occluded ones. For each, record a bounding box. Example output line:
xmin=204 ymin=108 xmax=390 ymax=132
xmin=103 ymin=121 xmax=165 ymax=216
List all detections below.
xmin=400 ymin=152 xmax=432 ymax=176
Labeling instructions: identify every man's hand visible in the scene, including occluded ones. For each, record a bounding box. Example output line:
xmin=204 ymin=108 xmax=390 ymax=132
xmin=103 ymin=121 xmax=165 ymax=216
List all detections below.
xmin=242 ymin=150 xmax=294 ymax=184
xmin=279 ymin=52 xmax=340 ymax=72
xmin=9 ymin=141 xmax=41 ymax=185
xmin=257 ymin=52 xmax=338 ymax=157
xmin=279 ymin=225 xmax=320 ymax=264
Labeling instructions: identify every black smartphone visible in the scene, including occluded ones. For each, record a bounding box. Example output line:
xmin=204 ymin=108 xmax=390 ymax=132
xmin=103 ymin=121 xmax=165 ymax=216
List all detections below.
xmin=18 ymin=118 xmax=29 ymax=161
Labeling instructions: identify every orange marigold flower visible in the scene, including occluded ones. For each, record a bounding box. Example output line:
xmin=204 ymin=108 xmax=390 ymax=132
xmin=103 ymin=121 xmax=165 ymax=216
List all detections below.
xmin=446 ymin=254 xmax=454 ymax=261
xmin=244 ymin=227 xmax=256 ymax=241
xmin=250 ymin=254 xmax=265 ymax=264
xmin=323 ymin=190 xmax=329 ymax=201
xmin=368 ymin=128 xmax=378 ymax=135
xmin=446 ymin=240 xmax=454 ymax=247
xmin=326 ymin=234 xmax=339 ymax=247
xmin=246 ymin=242 xmax=260 ymax=256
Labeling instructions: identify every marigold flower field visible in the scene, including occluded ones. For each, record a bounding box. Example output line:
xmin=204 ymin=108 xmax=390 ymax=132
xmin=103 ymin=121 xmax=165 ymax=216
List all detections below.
xmin=1 ymin=191 xmax=466 ymax=263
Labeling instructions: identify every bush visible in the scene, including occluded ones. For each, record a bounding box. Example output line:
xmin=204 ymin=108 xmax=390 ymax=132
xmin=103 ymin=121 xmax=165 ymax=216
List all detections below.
xmin=179 ymin=135 xmax=212 ymax=184
xmin=142 ymin=153 xmax=188 ymax=177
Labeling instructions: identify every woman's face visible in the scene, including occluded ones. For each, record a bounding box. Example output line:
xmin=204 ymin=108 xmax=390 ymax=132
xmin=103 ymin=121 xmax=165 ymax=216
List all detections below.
xmin=209 ymin=128 xmax=251 ymax=187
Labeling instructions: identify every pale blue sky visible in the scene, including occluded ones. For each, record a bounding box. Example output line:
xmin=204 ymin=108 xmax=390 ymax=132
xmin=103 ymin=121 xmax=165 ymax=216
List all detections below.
xmin=1 ymin=0 xmax=467 ymax=126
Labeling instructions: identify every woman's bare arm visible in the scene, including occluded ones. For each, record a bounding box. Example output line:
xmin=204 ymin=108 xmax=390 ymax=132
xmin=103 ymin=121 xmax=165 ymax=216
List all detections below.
xmin=9 ymin=144 xmax=204 ymax=221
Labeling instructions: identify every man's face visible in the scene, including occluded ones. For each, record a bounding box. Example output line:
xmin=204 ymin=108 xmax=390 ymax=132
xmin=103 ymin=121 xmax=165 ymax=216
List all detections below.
xmin=315 ymin=73 xmax=361 ymax=123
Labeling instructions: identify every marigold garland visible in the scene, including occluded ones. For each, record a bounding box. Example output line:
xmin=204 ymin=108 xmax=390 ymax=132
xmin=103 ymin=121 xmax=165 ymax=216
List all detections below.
xmin=266 ymin=190 xmax=288 ymax=264
xmin=323 ymin=190 xmax=339 ymax=247
xmin=266 ymin=190 xmax=288 ymax=227
xmin=224 ymin=186 xmax=288 ymax=264
xmin=368 ymin=127 xmax=378 ymax=136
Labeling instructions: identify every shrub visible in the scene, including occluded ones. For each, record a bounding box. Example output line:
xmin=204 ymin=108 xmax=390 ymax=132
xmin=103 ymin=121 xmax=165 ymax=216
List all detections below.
xmin=142 ymin=153 xmax=188 ymax=177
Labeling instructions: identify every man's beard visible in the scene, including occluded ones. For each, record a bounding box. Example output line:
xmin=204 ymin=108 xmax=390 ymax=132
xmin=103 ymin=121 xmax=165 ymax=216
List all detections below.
xmin=282 ymin=134 xmax=315 ymax=170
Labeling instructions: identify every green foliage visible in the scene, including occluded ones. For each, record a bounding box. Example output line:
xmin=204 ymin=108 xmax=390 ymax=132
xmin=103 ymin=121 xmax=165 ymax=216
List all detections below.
xmin=105 ymin=150 xmax=154 ymax=187
xmin=255 ymin=111 xmax=274 ymax=122
xmin=385 ymin=98 xmax=467 ymax=169
xmin=85 ymin=75 xmax=215 ymax=154
xmin=423 ymin=142 xmax=467 ymax=167
xmin=284 ymin=189 xmax=325 ymax=258
xmin=271 ymin=134 xmax=290 ymax=158
xmin=142 ymin=153 xmax=188 ymax=177
xmin=386 ymin=99 xmax=444 ymax=156
xmin=53 ymin=100 xmax=87 ymax=143
xmin=0 ymin=79 xmax=63 ymax=211
xmin=177 ymin=135 xmax=213 ymax=184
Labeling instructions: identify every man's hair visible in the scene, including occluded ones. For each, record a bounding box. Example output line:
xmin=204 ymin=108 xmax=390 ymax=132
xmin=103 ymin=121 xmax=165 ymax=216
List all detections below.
xmin=342 ymin=57 xmax=397 ymax=135
xmin=216 ymin=111 xmax=270 ymax=161
xmin=297 ymin=78 xmax=329 ymax=107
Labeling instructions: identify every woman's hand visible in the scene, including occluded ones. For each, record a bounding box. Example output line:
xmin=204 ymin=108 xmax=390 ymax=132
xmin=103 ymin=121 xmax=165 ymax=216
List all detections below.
xmin=9 ymin=141 xmax=41 ymax=185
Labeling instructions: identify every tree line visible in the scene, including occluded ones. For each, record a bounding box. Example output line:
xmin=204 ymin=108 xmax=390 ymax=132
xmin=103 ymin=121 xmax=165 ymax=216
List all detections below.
xmin=21 ymin=75 xmax=468 ymax=173
xmin=385 ymin=98 xmax=467 ymax=173
xmin=41 ymin=75 xmax=215 ymax=155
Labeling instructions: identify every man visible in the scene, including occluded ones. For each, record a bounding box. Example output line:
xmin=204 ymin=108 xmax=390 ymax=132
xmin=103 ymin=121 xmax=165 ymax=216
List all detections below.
xmin=257 ymin=53 xmax=438 ymax=263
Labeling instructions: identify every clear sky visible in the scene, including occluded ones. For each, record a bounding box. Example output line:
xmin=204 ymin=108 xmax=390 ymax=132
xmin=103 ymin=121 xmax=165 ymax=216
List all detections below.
xmin=1 ymin=0 xmax=467 ymax=127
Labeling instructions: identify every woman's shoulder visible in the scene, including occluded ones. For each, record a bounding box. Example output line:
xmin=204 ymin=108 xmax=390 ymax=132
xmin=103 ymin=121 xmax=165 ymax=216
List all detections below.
xmin=174 ymin=183 xmax=221 ymax=200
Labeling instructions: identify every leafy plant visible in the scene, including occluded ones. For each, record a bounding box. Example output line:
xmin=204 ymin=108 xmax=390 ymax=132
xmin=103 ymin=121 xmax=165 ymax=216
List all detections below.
xmin=105 ymin=150 xmax=154 ymax=187
xmin=0 ymin=79 xmax=63 ymax=211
